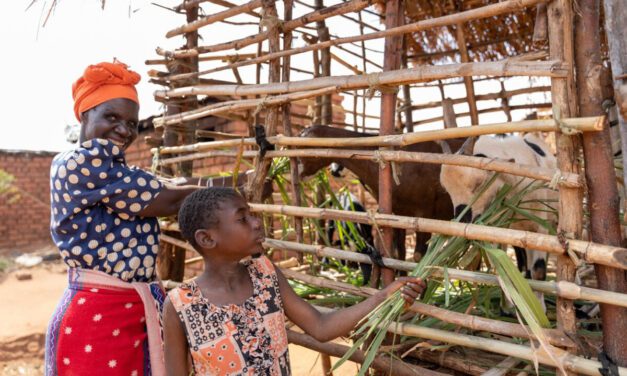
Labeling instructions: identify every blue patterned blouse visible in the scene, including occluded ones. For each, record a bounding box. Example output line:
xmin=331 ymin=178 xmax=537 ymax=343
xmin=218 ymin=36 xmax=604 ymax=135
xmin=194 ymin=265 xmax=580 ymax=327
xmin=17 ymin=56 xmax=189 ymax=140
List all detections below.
xmin=50 ymin=138 xmax=164 ymax=282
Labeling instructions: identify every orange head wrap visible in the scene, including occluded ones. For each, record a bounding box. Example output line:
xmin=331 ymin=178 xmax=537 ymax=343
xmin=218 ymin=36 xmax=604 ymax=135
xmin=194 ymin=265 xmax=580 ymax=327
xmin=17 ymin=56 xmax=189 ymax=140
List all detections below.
xmin=72 ymin=61 xmax=141 ymax=121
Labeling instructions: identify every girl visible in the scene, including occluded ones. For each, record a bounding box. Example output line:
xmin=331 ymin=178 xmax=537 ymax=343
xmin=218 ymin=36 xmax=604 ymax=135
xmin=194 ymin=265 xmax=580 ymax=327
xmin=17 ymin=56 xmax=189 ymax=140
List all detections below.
xmin=163 ymin=187 xmax=426 ymax=375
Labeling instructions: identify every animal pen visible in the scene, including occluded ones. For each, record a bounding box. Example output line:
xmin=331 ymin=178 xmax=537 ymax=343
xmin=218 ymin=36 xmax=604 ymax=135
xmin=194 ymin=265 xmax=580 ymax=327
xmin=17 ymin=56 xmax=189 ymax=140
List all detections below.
xmin=146 ymin=0 xmax=627 ymax=374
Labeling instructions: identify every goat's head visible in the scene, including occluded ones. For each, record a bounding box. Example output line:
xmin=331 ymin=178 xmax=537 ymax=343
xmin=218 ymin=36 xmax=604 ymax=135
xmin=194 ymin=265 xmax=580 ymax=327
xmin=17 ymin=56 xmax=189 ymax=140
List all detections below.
xmin=439 ymin=137 xmax=500 ymax=222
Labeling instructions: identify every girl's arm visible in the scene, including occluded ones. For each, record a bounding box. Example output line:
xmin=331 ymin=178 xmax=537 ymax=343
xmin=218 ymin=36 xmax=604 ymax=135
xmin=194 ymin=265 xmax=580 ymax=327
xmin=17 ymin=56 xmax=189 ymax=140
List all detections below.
xmin=275 ymin=269 xmax=425 ymax=342
xmin=162 ymin=297 xmax=191 ymax=376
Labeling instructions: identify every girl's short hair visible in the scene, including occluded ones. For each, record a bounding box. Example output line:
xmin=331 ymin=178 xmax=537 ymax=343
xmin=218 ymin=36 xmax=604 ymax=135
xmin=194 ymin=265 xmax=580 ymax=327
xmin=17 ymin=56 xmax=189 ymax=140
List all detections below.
xmin=178 ymin=187 xmax=242 ymax=249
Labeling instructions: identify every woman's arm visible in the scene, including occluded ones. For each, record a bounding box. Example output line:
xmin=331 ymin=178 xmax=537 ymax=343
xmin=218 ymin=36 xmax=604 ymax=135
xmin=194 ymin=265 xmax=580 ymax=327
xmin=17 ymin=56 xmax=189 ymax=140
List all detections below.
xmin=137 ymin=184 xmax=199 ymax=218
xmin=276 ymin=269 xmax=425 ymax=342
xmin=162 ymin=297 xmax=191 ymax=376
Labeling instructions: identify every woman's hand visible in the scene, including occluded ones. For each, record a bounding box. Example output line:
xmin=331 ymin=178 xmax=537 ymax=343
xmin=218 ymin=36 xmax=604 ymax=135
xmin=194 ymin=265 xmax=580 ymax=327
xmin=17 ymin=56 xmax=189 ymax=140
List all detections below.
xmin=379 ymin=277 xmax=427 ymax=308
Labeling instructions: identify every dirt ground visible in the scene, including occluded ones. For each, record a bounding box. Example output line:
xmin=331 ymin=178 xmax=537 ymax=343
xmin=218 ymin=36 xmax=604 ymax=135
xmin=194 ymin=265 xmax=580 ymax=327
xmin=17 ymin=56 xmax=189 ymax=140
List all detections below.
xmin=0 ymin=260 xmax=359 ymax=376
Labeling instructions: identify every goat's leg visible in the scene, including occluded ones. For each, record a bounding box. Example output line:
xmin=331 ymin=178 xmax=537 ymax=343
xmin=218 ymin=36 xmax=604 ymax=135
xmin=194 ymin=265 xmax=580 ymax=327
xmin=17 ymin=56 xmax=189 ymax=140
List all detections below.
xmin=413 ymin=231 xmax=430 ymax=262
xmin=513 ymin=246 xmax=528 ymax=273
xmin=527 ymin=249 xmax=548 ymax=312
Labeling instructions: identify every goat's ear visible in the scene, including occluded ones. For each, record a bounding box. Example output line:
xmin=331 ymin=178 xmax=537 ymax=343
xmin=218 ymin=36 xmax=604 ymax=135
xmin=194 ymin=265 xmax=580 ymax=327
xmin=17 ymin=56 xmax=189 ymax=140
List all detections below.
xmin=437 ymin=140 xmax=452 ymax=154
xmin=456 ymin=137 xmax=476 ymax=155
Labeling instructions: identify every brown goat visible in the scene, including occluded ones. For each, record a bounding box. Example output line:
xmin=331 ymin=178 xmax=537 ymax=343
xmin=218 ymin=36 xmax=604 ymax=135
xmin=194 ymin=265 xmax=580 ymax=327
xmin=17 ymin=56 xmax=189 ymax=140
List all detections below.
xmin=297 ymin=125 xmax=465 ymax=262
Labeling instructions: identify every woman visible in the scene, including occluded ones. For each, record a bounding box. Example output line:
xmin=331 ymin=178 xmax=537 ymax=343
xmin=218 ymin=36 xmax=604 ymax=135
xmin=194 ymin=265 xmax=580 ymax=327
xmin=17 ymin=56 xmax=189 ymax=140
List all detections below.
xmin=45 ymin=61 xmax=201 ymax=376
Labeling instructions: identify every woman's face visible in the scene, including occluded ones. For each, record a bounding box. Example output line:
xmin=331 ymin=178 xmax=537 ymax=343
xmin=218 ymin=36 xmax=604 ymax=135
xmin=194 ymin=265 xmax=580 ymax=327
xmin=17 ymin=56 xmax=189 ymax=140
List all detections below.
xmin=79 ymin=98 xmax=139 ymax=150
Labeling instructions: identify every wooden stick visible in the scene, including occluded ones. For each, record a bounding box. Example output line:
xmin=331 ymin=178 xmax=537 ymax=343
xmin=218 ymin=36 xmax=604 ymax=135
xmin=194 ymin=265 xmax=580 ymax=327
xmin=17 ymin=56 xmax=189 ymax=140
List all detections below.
xmin=412 ymin=103 xmax=552 ymax=126
xmin=482 ymin=357 xmax=523 ymax=376
xmin=161 ymin=0 xmax=370 ymax=58
xmin=281 ymin=268 xmax=575 ymax=348
xmin=577 ymin=0 xmax=627 ymax=365
xmin=252 ymin=205 xmax=627 ymax=269
xmin=154 ymin=86 xmax=338 ymax=127
xmin=248 ymin=0 xmax=281 ymax=204
xmin=386 ymin=322 xmax=627 ymax=376
xmin=410 ymin=85 xmax=551 ymax=111
xmin=286 ymin=330 xmax=447 ymax=376
xmin=159 ymin=0 xmax=548 ymax=71
xmin=409 ymin=349 xmax=488 ymax=375
xmin=261 ymin=238 xmax=627 ymax=308
xmin=454 ymin=22 xmax=479 ymax=125
xmin=155 ymin=60 xmax=567 ymax=98
xmin=153 ymin=116 xmax=602 ymax=155
xmin=166 ymin=0 xmax=263 ymax=38
xmin=157 ymin=231 xmax=627 ymax=308
xmin=548 ymin=1 xmax=580 ymax=372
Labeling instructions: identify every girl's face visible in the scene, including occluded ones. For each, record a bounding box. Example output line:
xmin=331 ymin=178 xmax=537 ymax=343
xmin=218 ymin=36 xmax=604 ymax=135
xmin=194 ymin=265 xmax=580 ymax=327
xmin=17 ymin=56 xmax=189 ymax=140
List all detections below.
xmin=80 ymin=98 xmax=139 ymax=150
xmin=214 ymin=196 xmax=265 ymax=256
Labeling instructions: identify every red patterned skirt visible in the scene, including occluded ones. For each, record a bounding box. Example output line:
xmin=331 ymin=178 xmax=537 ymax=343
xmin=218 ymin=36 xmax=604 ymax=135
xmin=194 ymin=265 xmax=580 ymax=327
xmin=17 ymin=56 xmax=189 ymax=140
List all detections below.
xmin=45 ymin=269 xmax=165 ymax=376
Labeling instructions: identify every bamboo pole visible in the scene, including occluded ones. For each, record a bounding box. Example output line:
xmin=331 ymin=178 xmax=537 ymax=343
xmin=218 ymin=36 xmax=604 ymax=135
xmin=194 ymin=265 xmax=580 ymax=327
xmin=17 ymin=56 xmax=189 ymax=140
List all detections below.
xmin=409 ymin=349 xmax=488 ymax=375
xmin=401 ymin=38 xmax=414 ymax=133
xmin=454 ymin=21 xmax=479 ymax=125
xmin=157 ymin=231 xmax=627 ymax=308
xmin=576 ymin=0 xmax=627 ymax=365
xmin=154 ymin=86 xmax=338 ymax=127
xmin=155 ymin=60 xmax=567 ymax=98
xmin=159 ymin=0 xmax=548 ymax=76
xmin=260 ymin=238 xmax=627 ymax=308
xmin=153 ymin=116 xmax=603 ymax=156
xmin=252 ymin=205 xmax=627 ymax=269
xmin=248 ymin=0 xmax=281 ymax=204
xmin=412 ymin=103 xmax=552 ymax=126
xmin=376 ymin=0 xmax=403 ymax=287
xmin=281 ymin=268 xmax=575 ymax=348
xmin=260 ymin=148 xmax=581 ymax=188
xmin=315 ymin=0 xmax=332 ymax=127
xmin=162 ymin=0 xmax=370 ymax=58
xmin=410 ymin=85 xmax=551 ymax=111
xmin=286 ymin=330 xmax=446 ymax=376
xmin=281 ymin=0 xmax=305 ymax=266
xmin=386 ymin=322 xmax=627 ymax=376
xmin=166 ymin=0 xmax=263 ymax=38
xmin=547 ymin=1 xmax=580 ymax=371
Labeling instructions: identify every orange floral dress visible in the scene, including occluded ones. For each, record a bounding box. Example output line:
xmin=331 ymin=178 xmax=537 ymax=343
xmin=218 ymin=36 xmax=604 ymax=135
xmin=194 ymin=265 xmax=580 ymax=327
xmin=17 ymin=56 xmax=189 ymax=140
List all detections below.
xmin=168 ymin=255 xmax=290 ymax=375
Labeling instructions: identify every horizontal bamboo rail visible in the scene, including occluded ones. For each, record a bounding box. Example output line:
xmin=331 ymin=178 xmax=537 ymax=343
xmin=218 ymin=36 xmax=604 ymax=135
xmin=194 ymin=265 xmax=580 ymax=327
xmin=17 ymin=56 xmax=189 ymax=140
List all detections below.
xmin=281 ymin=268 xmax=575 ymax=348
xmin=286 ymin=330 xmax=446 ymax=376
xmin=386 ymin=323 xmax=627 ymax=375
xmin=152 ymin=117 xmax=603 ymax=155
xmin=155 ymin=60 xmax=567 ymax=98
xmin=262 ymin=238 xmax=627 ymax=308
xmin=166 ymin=0 xmax=263 ymax=38
xmin=253 ymin=205 xmax=627 ymax=269
xmin=413 ymin=103 xmax=553 ymax=126
xmin=159 ymin=0 xmax=549 ymax=78
xmin=157 ymin=147 xmax=581 ymax=188
xmin=153 ymin=86 xmax=338 ymax=127
xmin=263 ymin=117 xmax=602 ymax=147
xmin=161 ymin=0 xmax=370 ymax=58
xmin=410 ymin=85 xmax=551 ymax=111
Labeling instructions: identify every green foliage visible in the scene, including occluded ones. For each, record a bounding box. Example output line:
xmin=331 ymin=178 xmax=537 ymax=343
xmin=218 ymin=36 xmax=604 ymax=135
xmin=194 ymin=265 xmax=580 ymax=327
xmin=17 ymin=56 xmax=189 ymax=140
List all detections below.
xmin=0 ymin=169 xmax=20 ymax=204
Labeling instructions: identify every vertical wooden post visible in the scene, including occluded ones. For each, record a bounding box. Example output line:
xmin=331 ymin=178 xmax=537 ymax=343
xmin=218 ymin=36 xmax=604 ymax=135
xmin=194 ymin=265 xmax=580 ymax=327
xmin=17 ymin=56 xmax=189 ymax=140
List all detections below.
xmin=249 ymin=0 xmax=281 ymax=203
xmin=547 ymin=0 xmax=580 ymax=372
xmin=499 ymin=80 xmax=513 ymax=122
xmin=357 ymin=11 xmax=368 ymax=133
xmin=603 ymin=0 xmax=627 ymax=193
xmin=378 ymin=0 xmax=403 ymax=286
xmin=453 ymin=7 xmax=479 ymax=125
xmin=315 ymin=0 xmax=332 ymax=126
xmin=401 ymin=37 xmax=414 ymax=133
xmin=577 ymin=0 xmax=627 ymax=366
xmin=160 ymin=2 xmax=200 ymax=282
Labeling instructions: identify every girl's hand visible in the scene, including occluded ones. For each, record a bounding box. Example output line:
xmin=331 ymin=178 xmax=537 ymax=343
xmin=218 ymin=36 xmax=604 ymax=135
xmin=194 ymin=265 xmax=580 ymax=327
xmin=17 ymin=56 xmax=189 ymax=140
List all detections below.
xmin=380 ymin=277 xmax=427 ymax=307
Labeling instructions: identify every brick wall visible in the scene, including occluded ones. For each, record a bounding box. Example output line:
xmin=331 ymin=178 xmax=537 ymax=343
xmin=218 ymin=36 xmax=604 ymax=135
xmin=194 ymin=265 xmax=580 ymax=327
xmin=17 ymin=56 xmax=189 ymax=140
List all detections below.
xmin=0 ymin=150 xmax=57 ymax=253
